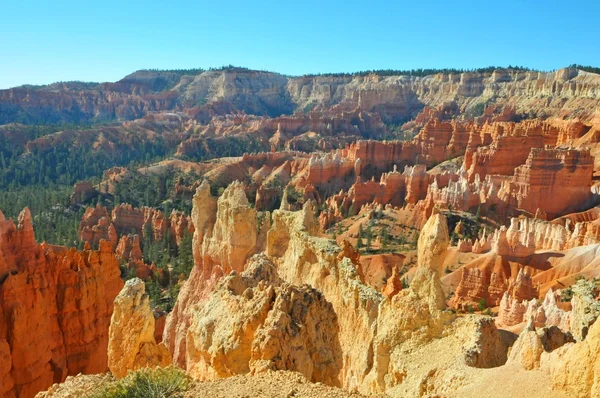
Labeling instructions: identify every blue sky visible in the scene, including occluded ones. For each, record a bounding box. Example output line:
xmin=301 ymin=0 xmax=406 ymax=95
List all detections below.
xmin=1 ymin=0 xmax=599 ymax=89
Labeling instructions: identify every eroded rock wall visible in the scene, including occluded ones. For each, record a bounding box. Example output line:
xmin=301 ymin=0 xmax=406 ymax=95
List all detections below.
xmin=0 ymin=209 xmax=123 ymax=398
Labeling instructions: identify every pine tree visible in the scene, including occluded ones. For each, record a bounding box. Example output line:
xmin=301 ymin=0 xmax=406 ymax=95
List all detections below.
xmin=381 ymin=229 xmax=389 ymax=250
xmin=357 ymin=224 xmax=364 ymax=249
xmin=348 ymin=205 xmax=356 ymax=218
xmin=366 ymin=224 xmax=373 ymax=250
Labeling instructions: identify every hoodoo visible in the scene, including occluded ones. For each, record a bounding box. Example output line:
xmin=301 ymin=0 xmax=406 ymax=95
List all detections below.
xmin=2 ymin=42 xmax=600 ymax=397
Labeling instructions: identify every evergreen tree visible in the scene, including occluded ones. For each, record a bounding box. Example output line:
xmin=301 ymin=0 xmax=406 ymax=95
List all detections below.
xmin=357 ymin=224 xmax=364 ymax=249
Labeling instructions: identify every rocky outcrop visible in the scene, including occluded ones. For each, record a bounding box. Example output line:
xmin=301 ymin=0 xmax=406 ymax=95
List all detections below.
xmin=423 ymin=147 xmax=595 ymax=225
xmin=0 ymin=208 xmax=123 ymax=398
xmin=163 ymin=181 xmax=217 ymax=367
xmin=265 ymin=201 xmax=381 ymax=391
xmin=78 ymin=205 xmax=117 ymax=249
xmin=185 ymin=255 xmax=342 ymax=385
xmin=201 ymin=181 xmax=258 ymax=273
xmin=80 ymin=203 xmax=194 ymax=280
xmin=4 ymin=67 xmax=600 ymax=126
xmin=497 ymin=288 xmax=571 ymax=330
xmin=108 ymin=278 xmax=171 ymax=378
xmin=80 ymin=204 xmax=193 ymax=250
xmin=459 ymin=213 xmax=600 ymax=256
xmin=424 ymin=171 xmax=499 ymax=216
xmin=189 ymin=180 xmax=218 ymax=270
xmin=498 ymin=148 xmax=594 ymax=219
xmin=549 ymin=316 xmax=600 ymax=397
xmin=368 ymin=212 xmax=456 ymax=391
xmin=169 ymin=210 xmax=195 ymax=246
xmin=465 ymin=120 xmax=561 ymax=181
xmin=336 ymin=240 xmax=362 ymax=277
xmin=114 ymin=234 xmax=148 ymax=278
xmin=411 ymin=211 xmax=450 ymax=311
xmin=450 ymin=254 xmax=539 ymax=310
xmin=175 ymin=109 xmax=383 ymax=158
xmin=164 ymin=180 xmax=265 ymax=367
xmin=462 ymin=316 xmax=516 ymax=369
xmin=507 ymin=317 xmax=573 ymax=370
xmin=570 ymin=278 xmax=600 ymax=341
xmin=320 ymin=164 xmax=433 ymax=228
xmin=69 ymin=181 xmax=99 ymax=205
xmin=382 ymin=266 xmax=403 ymax=299
xmin=304 ymin=119 xmax=475 ymax=194
xmin=111 ymin=204 xmax=168 ymax=241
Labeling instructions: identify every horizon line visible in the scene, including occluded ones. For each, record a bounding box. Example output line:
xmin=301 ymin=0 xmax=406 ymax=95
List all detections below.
xmin=4 ymin=63 xmax=598 ymax=90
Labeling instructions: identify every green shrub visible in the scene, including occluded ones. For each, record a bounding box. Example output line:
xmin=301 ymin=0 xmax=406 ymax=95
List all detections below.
xmin=560 ymin=286 xmax=574 ymax=302
xmin=478 ymin=298 xmax=487 ymax=311
xmin=401 ymin=278 xmax=409 ymax=289
xmin=465 ymin=102 xmax=486 ymax=118
xmin=93 ymin=367 xmax=192 ymax=398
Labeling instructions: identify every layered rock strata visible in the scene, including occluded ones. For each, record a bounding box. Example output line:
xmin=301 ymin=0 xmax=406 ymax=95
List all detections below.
xmin=0 ymin=208 xmax=123 ymax=398
xmin=497 ymin=148 xmax=594 ymax=218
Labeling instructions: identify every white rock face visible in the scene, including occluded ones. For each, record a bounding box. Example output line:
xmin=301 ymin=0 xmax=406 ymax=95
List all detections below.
xmin=108 ymin=278 xmax=171 ymax=378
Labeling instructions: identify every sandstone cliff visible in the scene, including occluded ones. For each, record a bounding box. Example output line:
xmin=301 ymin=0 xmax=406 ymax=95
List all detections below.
xmin=108 ymin=278 xmax=171 ymax=378
xmin=185 ymin=254 xmax=342 ymax=385
xmin=0 ymin=208 xmax=123 ymax=398
xmin=4 ymin=67 xmax=600 ymax=124
xmin=548 ymin=315 xmax=600 ymax=397
xmin=80 ymin=204 xmax=193 ymax=250
xmin=164 ymin=180 xmax=265 ymax=367
xmin=497 ymin=148 xmax=594 ymax=218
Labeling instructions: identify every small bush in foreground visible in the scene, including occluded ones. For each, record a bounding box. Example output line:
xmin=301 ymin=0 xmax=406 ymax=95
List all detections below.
xmin=92 ymin=366 xmax=192 ymax=398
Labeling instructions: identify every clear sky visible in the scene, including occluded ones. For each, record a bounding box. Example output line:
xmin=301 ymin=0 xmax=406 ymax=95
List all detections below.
xmin=1 ymin=0 xmax=599 ymax=89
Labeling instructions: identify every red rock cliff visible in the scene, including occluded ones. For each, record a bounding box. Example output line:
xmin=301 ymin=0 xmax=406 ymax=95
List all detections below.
xmin=0 ymin=208 xmax=123 ymax=398
xmin=498 ymin=148 xmax=594 ymax=218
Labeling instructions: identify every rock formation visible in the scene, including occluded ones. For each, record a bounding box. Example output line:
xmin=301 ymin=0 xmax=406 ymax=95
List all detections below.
xmin=500 ymin=215 xmax=600 ymax=253
xmin=79 ymin=204 xmax=193 ymax=251
xmin=382 ymin=266 xmax=403 ymax=299
xmin=549 ymin=316 xmax=600 ymax=397
xmin=69 ymin=181 xmax=99 ymax=205
xmin=114 ymin=234 xmax=148 ymax=278
xmin=185 ymin=254 xmax=342 ymax=385
xmin=370 ymin=212 xmax=456 ymax=391
xmin=507 ymin=317 xmax=573 ymax=370
xmin=164 ymin=180 xmax=266 ymax=367
xmin=3 ymin=67 xmax=600 ymax=126
xmin=78 ymin=205 xmax=117 ymax=249
xmin=411 ymin=211 xmax=450 ymax=310
xmin=7 ymin=65 xmax=600 ymax=398
xmin=449 ymin=253 xmax=540 ymax=310
xmin=201 ymin=181 xmax=258 ymax=274
xmin=108 ymin=278 xmax=171 ymax=378
xmin=497 ymin=288 xmax=571 ymax=330
xmin=0 ymin=208 xmax=123 ymax=398
xmin=498 ymin=148 xmax=594 ymax=218
xmin=569 ymin=278 xmax=600 ymax=341
xmin=264 ymin=201 xmax=381 ymax=391
xmin=465 ymin=120 xmax=561 ymax=181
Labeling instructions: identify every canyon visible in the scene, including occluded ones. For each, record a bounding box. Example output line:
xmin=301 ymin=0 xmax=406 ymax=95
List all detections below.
xmin=1 ymin=65 xmax=600 ymax=397
xmin=3 ymin=67 xmax=600 ymax=125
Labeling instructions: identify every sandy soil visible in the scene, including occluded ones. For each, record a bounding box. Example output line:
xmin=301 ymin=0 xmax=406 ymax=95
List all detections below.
xmin=185 ymin=371 xmax=378 ymax=398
